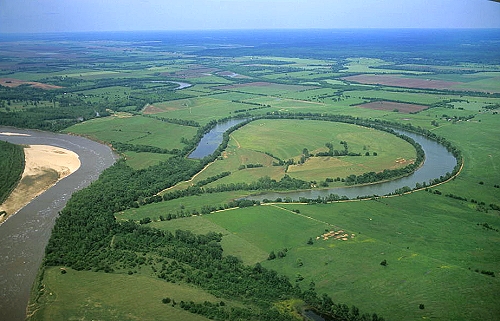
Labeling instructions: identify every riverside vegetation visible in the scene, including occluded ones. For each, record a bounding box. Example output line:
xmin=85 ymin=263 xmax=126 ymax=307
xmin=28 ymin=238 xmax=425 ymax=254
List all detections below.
xmin=0 ymin=29 xmax=499 ymax=320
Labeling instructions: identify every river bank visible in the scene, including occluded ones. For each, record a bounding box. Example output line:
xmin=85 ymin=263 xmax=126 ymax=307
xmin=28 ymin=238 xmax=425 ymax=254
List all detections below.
xmin=0 ymin=143 xmax=81 ymax=225
xmin=0 ymin=127 xmax=118 ymax=321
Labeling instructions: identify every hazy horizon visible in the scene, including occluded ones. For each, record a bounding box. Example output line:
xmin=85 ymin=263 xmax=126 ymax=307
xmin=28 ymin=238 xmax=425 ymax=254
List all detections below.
xmin=1 ymin=0 xmax=500 ymax=34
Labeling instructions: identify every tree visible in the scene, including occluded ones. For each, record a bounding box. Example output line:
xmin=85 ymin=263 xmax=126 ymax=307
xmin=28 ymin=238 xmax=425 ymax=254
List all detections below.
xmin=380 ymin=259 xmax=388 ymax=267
xmin=267 ymin=251 xmax=276 ymax=260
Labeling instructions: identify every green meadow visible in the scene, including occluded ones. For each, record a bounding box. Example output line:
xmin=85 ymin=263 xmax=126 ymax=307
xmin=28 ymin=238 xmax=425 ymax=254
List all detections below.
xmin=29 ymin=267 xmax=233 ymax=321
xmin=64 ymin=114 xmax=196 ymax=150
xmin=143 ymin=191 xmax=500 ymax=321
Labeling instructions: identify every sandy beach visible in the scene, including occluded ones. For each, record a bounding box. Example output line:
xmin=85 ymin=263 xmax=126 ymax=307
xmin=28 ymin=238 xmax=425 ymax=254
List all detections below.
xmin=0 ymin=145 xmax=81 ymax=224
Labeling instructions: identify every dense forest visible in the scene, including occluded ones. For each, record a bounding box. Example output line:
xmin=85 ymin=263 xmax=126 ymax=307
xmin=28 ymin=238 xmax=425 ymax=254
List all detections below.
xmin=0 ymin=140 xmax=24 ymax=205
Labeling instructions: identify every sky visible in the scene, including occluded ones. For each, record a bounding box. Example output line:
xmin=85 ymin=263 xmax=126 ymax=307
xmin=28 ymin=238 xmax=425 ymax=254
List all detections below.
xmin=1 ymin=0 xmax=499 ymax=33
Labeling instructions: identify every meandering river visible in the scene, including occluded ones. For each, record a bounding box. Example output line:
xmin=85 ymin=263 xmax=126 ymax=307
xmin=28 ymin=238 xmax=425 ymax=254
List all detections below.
xmin=0 ymin=119 xmax=457 ymax=321
xmin=188 ymin=119 xmax=457 ymax=201
xmin=0 ymin=127 xmax=118 ymax=321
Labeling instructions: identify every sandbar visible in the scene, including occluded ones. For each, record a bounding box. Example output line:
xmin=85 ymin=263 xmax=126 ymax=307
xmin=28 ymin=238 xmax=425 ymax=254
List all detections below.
xmin=0 ymin=145 xmax=81 ymax=224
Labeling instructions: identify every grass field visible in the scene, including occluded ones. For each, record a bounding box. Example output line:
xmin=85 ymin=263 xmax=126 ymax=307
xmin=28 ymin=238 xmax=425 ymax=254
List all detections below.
xmin=65 ymin=114 xmax=196 ymax=149
xmin=144 ymin=191 xmax=500 ymax=321
xmin=29 ymin=267 xmax=224 ymax=321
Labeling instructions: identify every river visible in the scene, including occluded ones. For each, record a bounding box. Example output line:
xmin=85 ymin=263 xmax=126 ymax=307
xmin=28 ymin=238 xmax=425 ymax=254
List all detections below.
xmin=0 ymin=127 xmax=118 ymax=321
xmin=188 ymin=118 xmax=248 ymax=159
xmin=187 ymin=119 xmax=457 ymax=201
xmin=0 ymin=120 xmax=457 ymax=320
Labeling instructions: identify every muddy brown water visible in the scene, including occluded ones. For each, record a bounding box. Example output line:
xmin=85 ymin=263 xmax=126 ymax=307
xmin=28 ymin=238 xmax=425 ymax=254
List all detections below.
xmin=0 ymin=127 xmax=117 ymax=321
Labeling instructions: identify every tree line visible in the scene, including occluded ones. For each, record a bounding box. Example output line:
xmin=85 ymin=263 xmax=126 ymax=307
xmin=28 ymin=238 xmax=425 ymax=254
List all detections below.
xmin=0 ymin=140 xmax=25 ymax=204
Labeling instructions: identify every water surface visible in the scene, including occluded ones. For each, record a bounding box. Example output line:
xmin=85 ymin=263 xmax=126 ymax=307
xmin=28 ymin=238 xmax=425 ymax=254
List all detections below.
xmin=0 ymin=127 xmax=117 ymax=321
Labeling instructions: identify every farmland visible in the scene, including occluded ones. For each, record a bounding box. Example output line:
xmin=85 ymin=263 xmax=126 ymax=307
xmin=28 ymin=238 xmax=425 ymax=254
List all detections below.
xmin=0 ymin=29 xmax=499 ymax=321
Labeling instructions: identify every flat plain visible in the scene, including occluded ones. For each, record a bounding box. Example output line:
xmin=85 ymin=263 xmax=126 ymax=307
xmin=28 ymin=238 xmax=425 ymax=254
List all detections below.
xmin=0 ymin=29 xmax=499 ymax=321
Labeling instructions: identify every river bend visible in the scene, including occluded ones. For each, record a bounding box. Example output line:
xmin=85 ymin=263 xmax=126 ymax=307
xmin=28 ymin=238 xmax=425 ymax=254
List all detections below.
xmin=0 ymin=127 xmax=117 ymax=321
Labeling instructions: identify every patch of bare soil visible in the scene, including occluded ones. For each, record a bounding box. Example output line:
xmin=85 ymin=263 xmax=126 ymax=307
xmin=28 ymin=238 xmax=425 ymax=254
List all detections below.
xmin=0 ymin=78 xmax=62 ymax=90
xmin=142 ymin=104 xmax=165 ymax=114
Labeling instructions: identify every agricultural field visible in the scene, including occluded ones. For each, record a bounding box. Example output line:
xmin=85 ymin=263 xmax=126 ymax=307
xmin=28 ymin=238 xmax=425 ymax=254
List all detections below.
xmin=0 ymin=29 xmax=499 ymax=321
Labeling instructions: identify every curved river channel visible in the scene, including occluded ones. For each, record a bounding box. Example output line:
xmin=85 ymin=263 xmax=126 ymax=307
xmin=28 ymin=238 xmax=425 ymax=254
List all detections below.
xmin=189 ymin=120 xmax=457 ymax=201
xmin=0 ymin=127 xmax=118 ymax=321
xmin=0 ymin=120 xmax=456 ymax=320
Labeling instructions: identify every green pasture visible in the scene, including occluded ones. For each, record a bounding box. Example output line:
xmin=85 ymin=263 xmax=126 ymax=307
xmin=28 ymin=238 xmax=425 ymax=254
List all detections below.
xmin=430 ymin=112 xmax=500 ymax=205
xmin=453 ymin=76 xmax=500 ymax=93
xmin=150 ymin=97 xmax=245 ymax=124
xmin=30 ymin=267 xmax=223 ymax=321
xmin=169 ymin=118 xmax=417 ymax=191
xmin=346 ymin=89 xmax=449 ymax=105
xmin=64 ymin=115 xmax=197 ymax=150
xmin=230 ymin=119 xmax=416 ymax=162
xmin=117 ymin=191 xmax=249 ymax=222
xmin=152 ymin=214 xmax=270 ymax=265
xmin=343 ymin=58 xmax=427 ymax=74
xmin=123 ymin=151 xmax=173 ymax=170
xmin=160 ymin=191 xmax=500 ymax=321
xmin=217 ymin=83 xmax=317 ymax=96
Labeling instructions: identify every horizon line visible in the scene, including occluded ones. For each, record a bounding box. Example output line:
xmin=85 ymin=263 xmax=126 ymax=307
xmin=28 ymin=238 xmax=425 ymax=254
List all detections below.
xmin=1 ymin=27 xmax=500 ymax=36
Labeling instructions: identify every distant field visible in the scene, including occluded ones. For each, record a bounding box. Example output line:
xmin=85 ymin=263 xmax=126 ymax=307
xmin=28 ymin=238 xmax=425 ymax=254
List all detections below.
xmin=0 ymin=78 xmax=62 ymax=90
xmin=346 ymin=89 xmax=451 ymax=105
xmin=146 ymin=97 xmax=249 ymax=124
xmin=357 ymin=101 xmax=428 ymax=113
xmin=216 ymin=82 xmax=318 ymax=95
xmin=343 ymin=74 xmax=462 ymax=90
